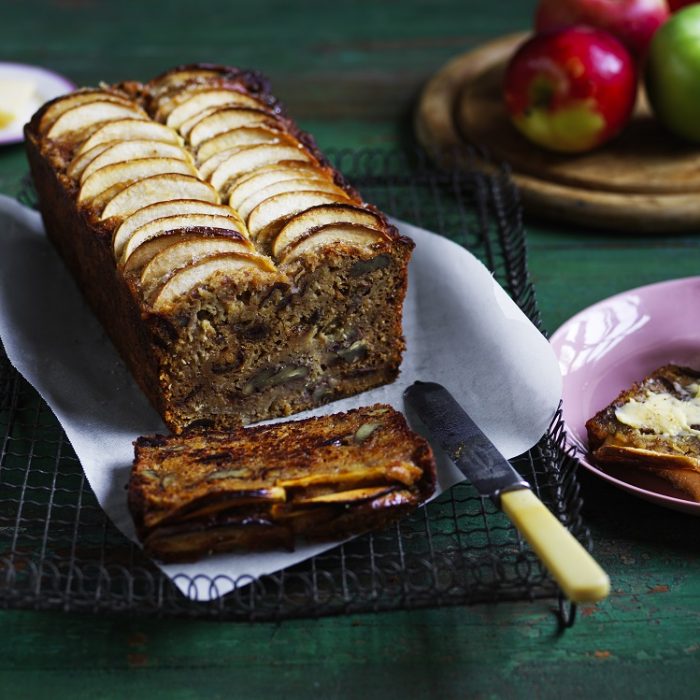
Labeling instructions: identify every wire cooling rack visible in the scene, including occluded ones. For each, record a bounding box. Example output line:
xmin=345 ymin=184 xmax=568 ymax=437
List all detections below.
xmin=0 ymin=149 xmax=587 ymax=624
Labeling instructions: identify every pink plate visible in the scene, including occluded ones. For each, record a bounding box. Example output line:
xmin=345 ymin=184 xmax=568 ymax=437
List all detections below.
xmin=550 ymin=276 xmax=700 ymax=516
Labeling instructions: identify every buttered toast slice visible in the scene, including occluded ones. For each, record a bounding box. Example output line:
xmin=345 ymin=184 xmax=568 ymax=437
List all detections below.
xmin=586 ymin=364 xmax=700 ymax=501
xmin=128 ymin=404 xmax=436 ymax=561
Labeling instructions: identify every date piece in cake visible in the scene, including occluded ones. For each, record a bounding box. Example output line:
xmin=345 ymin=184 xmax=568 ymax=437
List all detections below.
xmin=128 ymin=404 xmax=436 ymax=562
xmin=586 ymin=364 xmax=700 ymax=501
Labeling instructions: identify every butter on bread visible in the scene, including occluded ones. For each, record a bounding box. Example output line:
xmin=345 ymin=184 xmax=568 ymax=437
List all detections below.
xmin=128 ymin=404 xmax=436 ymax=562
xmin=25 ymin=65 xmax=413 ymax=433
xmin=586 ymin=364 xmax=700 ymax=501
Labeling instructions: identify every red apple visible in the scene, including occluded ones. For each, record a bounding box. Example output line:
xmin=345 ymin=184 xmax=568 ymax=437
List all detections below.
xmin=668 ymin=0 xmax=698 ymax=11
xmin=503 ymin=27 xmax=638 ymax=153
xmin=535 ymin=0 xmax=670 ymax=58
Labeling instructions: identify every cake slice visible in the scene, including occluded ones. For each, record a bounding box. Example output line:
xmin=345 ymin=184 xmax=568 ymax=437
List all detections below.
xmin=586 ymin=364 xmax=700 ymax=501
xmin=128 ymin=404 xmax=436 ymax=562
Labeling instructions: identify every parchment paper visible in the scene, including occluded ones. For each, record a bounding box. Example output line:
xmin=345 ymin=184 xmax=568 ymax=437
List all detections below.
xmin=0 ymin=195 xmax=561 ymax=601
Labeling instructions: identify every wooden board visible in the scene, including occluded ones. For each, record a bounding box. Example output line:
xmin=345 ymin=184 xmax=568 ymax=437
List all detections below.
xmin=415 ymin=33 xmax=700 ymax=232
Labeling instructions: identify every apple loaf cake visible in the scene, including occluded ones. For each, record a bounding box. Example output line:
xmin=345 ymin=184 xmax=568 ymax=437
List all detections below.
xmin=25 ymin=65 xmax=414 ymax=432
xmin=128 ymin=404 xmax=436 ymax=561
xmin=586 ymin=364 xmax=700 ymax=502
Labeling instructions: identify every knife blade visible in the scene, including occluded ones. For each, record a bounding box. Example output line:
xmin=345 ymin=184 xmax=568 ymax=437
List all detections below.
xmin=404 ymin=380 xmax=610 ymax=604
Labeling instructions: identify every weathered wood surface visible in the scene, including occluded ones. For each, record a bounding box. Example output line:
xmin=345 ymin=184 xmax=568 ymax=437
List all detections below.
xmin=1 ymin=0 xmax=699 ymax=698
xmin=416 ymin=32 xmax=700 ymax=231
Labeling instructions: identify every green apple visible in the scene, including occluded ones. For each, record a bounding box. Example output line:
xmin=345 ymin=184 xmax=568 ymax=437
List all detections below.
xmin=646 ymin=5 xmax=700 ymax=142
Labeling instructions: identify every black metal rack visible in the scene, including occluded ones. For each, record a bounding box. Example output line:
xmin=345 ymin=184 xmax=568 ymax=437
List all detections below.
xmin=0 ymin=149 xmax=587 ymax=624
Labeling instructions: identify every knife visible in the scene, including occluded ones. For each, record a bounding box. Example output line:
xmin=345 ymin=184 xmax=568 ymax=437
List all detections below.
xmin=404 ymin=381 xmax=610 ymax=604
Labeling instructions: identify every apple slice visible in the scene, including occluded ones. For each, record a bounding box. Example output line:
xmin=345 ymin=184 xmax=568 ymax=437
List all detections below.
xmin=228 ymin=161 xmax=331 ymax=210
xmin=208 ymin=143 xmax=314 ymax=192
xmin=292 ymin=485 xmax=396 ymax=505
xmin=188 ymin=107 xmax=281 ymax=148
xmin=123 ymin=230 xmax=255 ymax=276
xmin=89 ymin=183 xmax=136 ymax=214
xmin=46 ymin=101 xmax=148 ymax=140
xmin=67 ymin=140 xmax=120 ymax=180
xmin=79 ymin=140 xmax=192 ymax=183
xmin=151 ymin=253 xmax=277 ymax=312
xmin=78 ymin=157 xmax=196 ymax=205
xmin=157 ymin=83 xmax=263 ymax=116
xmin=76 ymin=119 xmax=182 ymax=157
xmin=140 ymin=236 xmax=264 ymax=301
xmin=195 ymin=126 xmax=283 ymax=164
xmin=197 ymin=146 xmax=247 ymax=181
xmin=236 ymin=177 xmax=344 ymax=221
xmin=120 ymin=213 xmax=247 ymax=266
xmin=100 ymin=174 xmax=219 ymax=221
xmin=280 ymin=224 xmax=386 ymax=263
xmin=197 ymin=131 xmax=298 ymax=179
xmin=154 ymin=84 xmax=220 ymax=120
xmin=247 ymin=191 xmax=352 ymax=242
xmin=273 ymin=203 xmax=385 ymax=258
xmin=38 ymin=90 xmax=135 ymax=134
xmin=113 ymin=199 xmax=243 ymax=258
xmin=178 ymin=103 xmax=267 ymax=139
xmin=166 ymin=89 xmax=265 ymax=129
xmin=149 ymin=68 xmax=230 ymax=97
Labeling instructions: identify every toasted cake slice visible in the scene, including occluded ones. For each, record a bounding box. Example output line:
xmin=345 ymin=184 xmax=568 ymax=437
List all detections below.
xmin=128 ymin=404 xmax=436 ymax=561
xmin=586 ymin=364 xmax=700 ymax=501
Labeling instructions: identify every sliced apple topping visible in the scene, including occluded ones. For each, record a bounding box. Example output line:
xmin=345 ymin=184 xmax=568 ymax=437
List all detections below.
xmin=38 ymin=90 xmax=135 ymax=134
xmin=197 ymin=147 xmax=246 ymax=181
xmin=122 ymin=231 xmax=254 ymax=276
xmin=272 ymin=203 xmax=385 ymax=258
xmin=247 ymin=191 xmax=353 ymax=242
xmin=76 ymin=119 xmax=182 ymax=157
xmin=228 ymin=161 xmax=331 ymax=210
xmin=89 ymin=183 xmax=136 ymax=214
xmin=148 ymin=68 xmax=231 ymax=98
xmin=78 ymin=157 xmax=196 ymax=205
xmin=79 ymin=140 xmax=192 ymax=183
xmin=188 ymin=108 xmax=280 ymax=148
xmin=46 ymin=101 xmax=148 ymax=141
xmin=113 ymin=199 xmax=243 ymax=258
xmin=100 ymin=174 xmax=219 ymax=221
xmin=140 ymin=236 xmax=263 ymax=301
xmin=280 ymin=224 xmax=386 ymax=263
xmin=197 ymin=132 xmax=298 ymax=179
xmin=67 ymin=140 xmax=120 ymax=180
xmin=236 ymin=177 xmax=344 ymax=221
xmin=151 ymin=253 xmax=277 ymax=312
xmin=120 ymin=213 xmax=247 ymax=266
xmin=208 ymin=143 xmax=314 ymax=192
xmin=195 ymin=126 xmax=283 ymax=164
xmin=166 ymin=88 xmax=265 ymax=130
xmin=292 ymin=485 xmax=396 ymax=505
xmin=178 ymin=99 xmax=273 ymax=138
xmin=154 ymin=84 xmax=221 ymax=120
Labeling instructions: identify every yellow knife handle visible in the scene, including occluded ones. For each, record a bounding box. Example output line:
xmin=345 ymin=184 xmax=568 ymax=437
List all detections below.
xmin=500 ymin=488 xmax=610 ymax=604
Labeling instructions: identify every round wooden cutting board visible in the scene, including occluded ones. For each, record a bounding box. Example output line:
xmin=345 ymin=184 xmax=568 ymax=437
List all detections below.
xmin=415 ymin=33 xmax=700 ymax=232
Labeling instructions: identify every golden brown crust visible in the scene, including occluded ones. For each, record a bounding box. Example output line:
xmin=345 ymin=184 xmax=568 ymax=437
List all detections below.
xmin=128 ymin=404 xmax=436 ymax=561
xmin=585 ymin=364 xmax=700 ymax=501
xmin=25 ymin=64 xmax=414 ymax=433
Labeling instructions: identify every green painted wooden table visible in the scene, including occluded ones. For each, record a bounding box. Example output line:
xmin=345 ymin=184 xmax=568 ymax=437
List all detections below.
xmin=1 ymin=1 xmax=699 ymax=697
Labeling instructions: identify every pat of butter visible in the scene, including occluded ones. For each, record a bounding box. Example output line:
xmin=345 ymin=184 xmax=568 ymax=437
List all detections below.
xmin=616 ymin=390 xmax=700 ymax=437
xmin=0 ymin=78 xmax=37 ymax=129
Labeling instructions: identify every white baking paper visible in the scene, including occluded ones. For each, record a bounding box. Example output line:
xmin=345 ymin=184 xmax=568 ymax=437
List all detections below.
xmin=0 ymin=195 xmax=561 ymax=601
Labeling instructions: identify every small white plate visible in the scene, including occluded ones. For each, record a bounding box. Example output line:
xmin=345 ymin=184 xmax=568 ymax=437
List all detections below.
xmin=0 ymin=62 xmax=76 ymax=146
